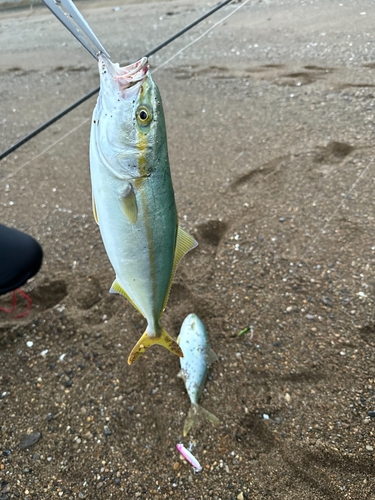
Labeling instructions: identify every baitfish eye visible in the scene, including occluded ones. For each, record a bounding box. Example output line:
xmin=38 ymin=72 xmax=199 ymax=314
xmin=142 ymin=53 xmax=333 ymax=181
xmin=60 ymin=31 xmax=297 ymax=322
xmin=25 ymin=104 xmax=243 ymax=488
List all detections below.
xmin=136 ymin=106 xmax=152 ymax=126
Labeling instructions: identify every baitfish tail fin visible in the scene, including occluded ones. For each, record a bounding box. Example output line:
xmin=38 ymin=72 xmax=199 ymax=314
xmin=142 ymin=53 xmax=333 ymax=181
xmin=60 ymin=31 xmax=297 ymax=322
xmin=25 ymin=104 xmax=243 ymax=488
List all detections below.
xmin=128 ymin=327 xmax=183 ymax=365
xmin=183 ymin=403 xmax=220 ymax=436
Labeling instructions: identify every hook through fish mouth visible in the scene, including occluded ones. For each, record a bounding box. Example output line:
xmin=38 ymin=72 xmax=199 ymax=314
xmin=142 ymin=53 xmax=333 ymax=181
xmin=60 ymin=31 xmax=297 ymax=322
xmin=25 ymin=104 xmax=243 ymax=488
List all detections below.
xmin=99 ymin=54 xmax=149 ymax=89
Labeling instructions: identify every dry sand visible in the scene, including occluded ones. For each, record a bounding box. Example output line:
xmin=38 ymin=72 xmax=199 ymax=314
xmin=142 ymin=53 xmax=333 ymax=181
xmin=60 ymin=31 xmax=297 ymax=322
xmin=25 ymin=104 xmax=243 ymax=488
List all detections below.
xmin=1 ymin=0 xmax=375 ymax=498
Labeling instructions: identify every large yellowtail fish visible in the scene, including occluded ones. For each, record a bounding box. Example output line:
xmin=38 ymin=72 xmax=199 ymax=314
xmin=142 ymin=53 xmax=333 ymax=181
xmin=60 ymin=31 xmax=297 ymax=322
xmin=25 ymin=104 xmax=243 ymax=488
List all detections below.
xmin=90 ymin=55 xmax=197 ymax=364
xmin=41 ymin=0 xmax=197 ymax=364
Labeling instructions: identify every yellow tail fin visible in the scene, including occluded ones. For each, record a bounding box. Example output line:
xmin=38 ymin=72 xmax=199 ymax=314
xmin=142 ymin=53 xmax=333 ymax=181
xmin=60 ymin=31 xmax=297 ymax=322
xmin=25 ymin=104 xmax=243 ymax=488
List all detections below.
xmin=128 ymin=328 xmax=183 ymax=365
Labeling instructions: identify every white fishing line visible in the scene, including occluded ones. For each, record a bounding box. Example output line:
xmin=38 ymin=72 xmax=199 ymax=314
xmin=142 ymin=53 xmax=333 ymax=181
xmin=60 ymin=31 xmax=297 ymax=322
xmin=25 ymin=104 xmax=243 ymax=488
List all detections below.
xmin=153 ymin=0 xmax=251 ymax=73
xmin=1 ymin=118 xmax=90 ymax=184
xmin=1 ymin=2 xmax=249 ymax=182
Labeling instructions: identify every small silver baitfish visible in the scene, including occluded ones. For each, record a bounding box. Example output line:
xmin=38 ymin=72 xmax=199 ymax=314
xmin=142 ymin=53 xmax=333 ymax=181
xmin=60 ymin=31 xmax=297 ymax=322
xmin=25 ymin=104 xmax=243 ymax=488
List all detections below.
xmin=90 ymin=56 xmax=197 ymax=364
xmin=177 ymin=313 xmax=220 ymax=436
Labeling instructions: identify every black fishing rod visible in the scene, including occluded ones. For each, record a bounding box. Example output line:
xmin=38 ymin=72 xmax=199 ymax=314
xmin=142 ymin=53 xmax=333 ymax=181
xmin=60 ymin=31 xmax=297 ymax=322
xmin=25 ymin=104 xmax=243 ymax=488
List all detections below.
xmin=0 ymin=0 xmax=234 ymax=162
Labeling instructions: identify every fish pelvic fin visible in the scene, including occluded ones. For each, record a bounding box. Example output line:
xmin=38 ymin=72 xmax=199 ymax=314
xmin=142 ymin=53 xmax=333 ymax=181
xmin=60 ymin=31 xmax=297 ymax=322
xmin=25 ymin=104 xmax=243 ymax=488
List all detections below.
xmin=183 ymin=403 xmax=220 ymax=437
xmin=128 ymin=327 xmax=183 ymax=365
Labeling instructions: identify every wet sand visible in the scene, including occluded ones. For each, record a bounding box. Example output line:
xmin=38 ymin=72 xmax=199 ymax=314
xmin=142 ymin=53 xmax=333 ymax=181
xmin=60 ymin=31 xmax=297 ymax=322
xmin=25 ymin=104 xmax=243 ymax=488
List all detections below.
xmin=1 ymin=0 xmax=375 ymax=498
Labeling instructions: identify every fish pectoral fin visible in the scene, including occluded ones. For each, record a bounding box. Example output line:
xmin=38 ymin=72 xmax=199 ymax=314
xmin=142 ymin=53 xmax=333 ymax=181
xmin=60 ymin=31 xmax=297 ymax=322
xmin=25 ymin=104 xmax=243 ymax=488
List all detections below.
xmin=110 ymin=279 xmax=144 ymax=316
xmin=161 ymin=227 xmax=198 ymax=313
xmin=119 ymin=183 xmax=138 ymax=224
xmin=128 ymin=327 xmax=183 ymax=365
xmin=92 ymin=195 xmax=99 ymax=225
xmin=183 ymin=404 xmax=220 ymax=437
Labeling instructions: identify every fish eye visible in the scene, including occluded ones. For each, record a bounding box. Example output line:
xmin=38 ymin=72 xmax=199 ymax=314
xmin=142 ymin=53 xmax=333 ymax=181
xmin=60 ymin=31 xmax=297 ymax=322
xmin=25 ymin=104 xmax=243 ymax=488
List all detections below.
xmin=136 ymin=105 xmax=152 ymax=126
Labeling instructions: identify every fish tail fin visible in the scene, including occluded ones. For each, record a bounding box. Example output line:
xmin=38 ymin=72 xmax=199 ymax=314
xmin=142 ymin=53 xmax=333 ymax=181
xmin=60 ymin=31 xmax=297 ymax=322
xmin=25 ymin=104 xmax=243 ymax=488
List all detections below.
xmin=183 ymin=404 xmax=220 ymax=436
xmin=128 ymin=327 xmax=183 ymax=365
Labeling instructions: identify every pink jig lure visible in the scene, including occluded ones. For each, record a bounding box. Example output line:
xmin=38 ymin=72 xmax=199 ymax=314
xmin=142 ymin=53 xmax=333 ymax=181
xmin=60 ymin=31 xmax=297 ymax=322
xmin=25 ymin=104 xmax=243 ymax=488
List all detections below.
xmin=176 ymin=443 xmax=202 ymax=472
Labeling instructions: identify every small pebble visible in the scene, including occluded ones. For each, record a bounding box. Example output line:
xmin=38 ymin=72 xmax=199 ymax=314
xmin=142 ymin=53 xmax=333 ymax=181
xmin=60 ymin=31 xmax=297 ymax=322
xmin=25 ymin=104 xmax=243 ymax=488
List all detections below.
xmin=19 ymin=432 xmax=41 ymax=450
xmin=26 ymin=341 xmax=33 ymax=348
xmin=321 ymin=297 xmax=333 ymax=307
xmin=366 ymin=445 xmax=373 ymax=451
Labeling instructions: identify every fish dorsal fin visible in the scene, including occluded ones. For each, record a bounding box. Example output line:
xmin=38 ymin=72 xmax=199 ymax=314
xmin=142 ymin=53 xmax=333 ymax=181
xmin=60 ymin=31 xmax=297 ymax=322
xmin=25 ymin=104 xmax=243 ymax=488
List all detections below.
xmin=206 ymin=346 xmax=219 ymax=366
xmin=92 ymin=195 xmax=99 ymax=225
xmin=110 ymin=278 xmax=144 ymax=317
xmin=160 ymin=227 xmax=198 ymax=314
xmin=120 ymin=183 xmax=138 ymax=224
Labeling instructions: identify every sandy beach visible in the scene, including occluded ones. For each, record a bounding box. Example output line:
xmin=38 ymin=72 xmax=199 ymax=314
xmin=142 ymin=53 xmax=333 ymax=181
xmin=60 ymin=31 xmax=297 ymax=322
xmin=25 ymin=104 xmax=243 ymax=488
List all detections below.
xmin=1 ymin=0 xmax=375 ymax=498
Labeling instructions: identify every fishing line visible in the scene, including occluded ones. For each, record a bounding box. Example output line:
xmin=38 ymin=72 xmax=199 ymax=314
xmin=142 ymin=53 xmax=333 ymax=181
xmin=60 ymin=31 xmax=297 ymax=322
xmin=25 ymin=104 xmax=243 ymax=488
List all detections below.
xmin=0 ymin=0 xmax=236 ymax=162
xmin=153 ymin=0 xmax=251 ymax=73
xmin=0 ymin=0 xmax=249 ymax=183
xmin=144 ymin=0 xmax=234 ymax=59
xmin=1 ymin=118 xmax=90 ymax=183
xmin=0 ymin=90 xmax=97 ymax=162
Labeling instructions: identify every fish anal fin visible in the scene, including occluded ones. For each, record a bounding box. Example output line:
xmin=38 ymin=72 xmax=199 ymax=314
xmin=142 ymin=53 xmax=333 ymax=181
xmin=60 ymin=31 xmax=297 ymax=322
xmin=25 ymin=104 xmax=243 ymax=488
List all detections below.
xmin=92 ymin=195 xmax=99 ymax=225
xmin=161 ymin=227 xmax=198 ymax=313
xmin=183 ymin=403 xmax=220 ymax=437
xmin=120 ymin=183 xmax=138 ymax=224
xmin=110 ymin=279 xmax=144 ymax=316
xmin=128 ymin=327 xmax=183 ymax=365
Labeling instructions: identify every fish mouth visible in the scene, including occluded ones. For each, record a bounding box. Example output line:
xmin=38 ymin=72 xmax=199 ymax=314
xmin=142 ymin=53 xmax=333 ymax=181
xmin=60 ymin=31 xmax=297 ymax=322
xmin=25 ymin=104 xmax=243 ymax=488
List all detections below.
xmin=99 ymin=54 xmax=149 ymax=89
